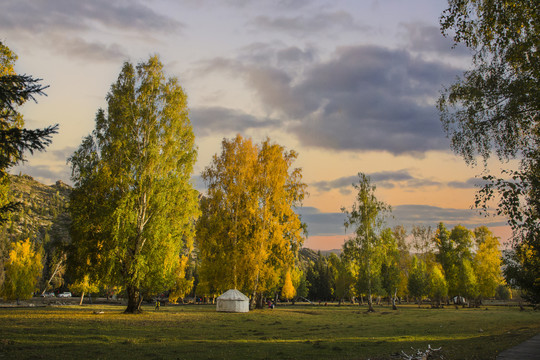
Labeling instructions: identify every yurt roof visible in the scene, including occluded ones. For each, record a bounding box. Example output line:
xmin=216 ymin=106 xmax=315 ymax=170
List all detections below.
xmin=217 ymin=289 xmax=249 ymax=301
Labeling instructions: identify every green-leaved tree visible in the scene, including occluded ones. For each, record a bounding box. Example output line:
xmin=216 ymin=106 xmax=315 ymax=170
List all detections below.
xmin=438 ymin=0 xmax=539 ymax=303
xmin=0 ymin=41 xmax=58 ymax=222
xmin=68 ymin=55 xmax=199 ymax=313
xmin=1 ymin=239 xmax=42 ymax=304
xmin=342 ymin=173 xmax=391 ymax=312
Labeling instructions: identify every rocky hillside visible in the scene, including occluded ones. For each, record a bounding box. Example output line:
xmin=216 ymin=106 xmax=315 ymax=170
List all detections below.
xmin=2 ymin=174 xmax=71 ymax=246
xmin=0 ymin=174 xmax=72 ymax=292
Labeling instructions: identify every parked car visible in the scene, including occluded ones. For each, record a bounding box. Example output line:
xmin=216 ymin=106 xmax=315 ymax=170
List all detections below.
xmin=40 ymin=292 xmax=55 ymax=297
xmin=58 ymin=292 xmax=72 ymax=298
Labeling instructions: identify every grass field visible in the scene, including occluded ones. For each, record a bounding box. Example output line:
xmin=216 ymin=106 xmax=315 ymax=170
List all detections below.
xmin=0 ymin=302 xmax=539 ymax=359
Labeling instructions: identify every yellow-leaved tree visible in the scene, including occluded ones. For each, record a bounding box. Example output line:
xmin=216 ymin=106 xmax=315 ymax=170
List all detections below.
xmin=197 ymin=135 xmax=307 ymax=308
xmin=2 ymin=239 xmax=42 ymax=304
xmin=281 ymin=270 xmax=296 ymax=301
xmin=69 ymin=274 xmax=99 ymax=305
xmin=474 ymin=226 xmax=503 ymax=303
xmin=168 ymin=256 xmax=194 ymax=304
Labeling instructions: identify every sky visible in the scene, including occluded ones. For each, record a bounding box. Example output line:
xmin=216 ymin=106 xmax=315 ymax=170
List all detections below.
xmin=1 ymin=0 xmax=512 ymax=250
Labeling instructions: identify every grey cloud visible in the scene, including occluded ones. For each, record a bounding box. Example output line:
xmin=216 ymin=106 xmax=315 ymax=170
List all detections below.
xmin=50 ymin=146 xmax=78 ymax=163
xmin=447 ymin=177 xmax=489 ymax=189
xmin=190 ymin=106 xmax=280 ymax=137
xmin=288 ymin=46 xmax=459 ymax=154
xmin=311 ymin=175 xmax=357 ymax=192
xmin=191 ymin=175 xmax=206 ymax=192
xmin=10 ymin=165 xmax=71 ymax=185
xmin=400 ymin=23 xmax=470 ymax=57
xmin=177 ymin=0 xmax=315 ymax=10
xmin=311 ymin=170 xmax=441 ymax=193
xmin=295 ymin=206 xmax=320 ymax=215
xmin=0 ymin=0 xmax=181 ymax=62
xmin=296 ymin=205 xmax=508 ymax=237
xmin=277 ymin=46 xmax=317 ymax=64
xmin=238 ymin=43 xmax=317 ymax=67
xmin=390 ymin=205 xmax=508 ymax=229
xmin=295 ymin=207 xmax=346 ymax=236
xmin=50 ymin=36 xmax=127 ymax=62
xmin=251 ymin=11 xmax=367 ymax=37
xmin=0 ymin=0 xmax=182 ymax=34
xmin=276 ymin=0 xmax=314 ymax=9
xmin=200 ymin=43 xmax=462 ymax=154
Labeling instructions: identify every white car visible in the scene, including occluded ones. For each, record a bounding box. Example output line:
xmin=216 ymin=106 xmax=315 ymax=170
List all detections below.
xmin=58 ymin=292 xmax=72 ymax=298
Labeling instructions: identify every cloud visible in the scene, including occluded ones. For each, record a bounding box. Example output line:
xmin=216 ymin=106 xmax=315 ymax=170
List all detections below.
xmin=311 ymin=170 xmax=441 ymax=193
xmin=286 ymin=46 xmax=459 ymax=154
xmin=0 ymin=0 xmax=182 ymax=34
xmin=250 ymin=11 xmax=368 ymax=37
xmin=191 ymin=175 xmax=206 ymax=192
xmin=0 ymin=0 xmax=182 ymax=62
xmin=10 ymin=164 xmax=71 ymax=185
xmin=276 ymin=46 xmax=316 ymax=64
xmin=390 ymin=204 xmax=508 ymax=229
xmin=201 ymin=43 xmax=462 ymax=155
xmin=310 ymin=173 xmax=492 ymax=195
xmin=237 ymin=43 xmax=318 ymax=68
xmin=447 ymin=177 xmax=489 ymax=189
xmin=295 ymin=207 xmax=347 ymax=236
xmin=296 ymin=205 xmax=508 ymax=238
xmin=190 ymin=106 xmax=281 ymax=137
xmin=50 ymin=146 xmax=78 ymax=163
xmin=400 ymin=23 xmax=471 ymax=57
xmin=49 ymin=36 xmax=127 ymax=62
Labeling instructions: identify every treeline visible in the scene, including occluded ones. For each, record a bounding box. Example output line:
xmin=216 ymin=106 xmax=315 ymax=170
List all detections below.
xmin=300 ymin=226 xmax=511 ymax=307
xmin=0 ymin=172 xmax=510 ymax=309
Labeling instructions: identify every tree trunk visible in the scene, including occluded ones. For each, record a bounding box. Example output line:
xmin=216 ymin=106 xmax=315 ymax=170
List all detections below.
xmin=125 ymin=286 xmax=142 ymax=313
xmin=250 ymin=292 xmax=265 ymax=310
xmin=392 ymin=288 xmax=398 ymax=310
xmin=41 ymin=260 xmax=63 ymax=296
xmin=79 ymin=291 xmax=85 ymax=306
xmin=367 ymin=293 xmax=375 ymax=312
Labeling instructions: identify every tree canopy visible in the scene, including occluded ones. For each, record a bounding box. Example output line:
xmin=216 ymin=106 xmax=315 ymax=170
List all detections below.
xmin=1 ymin=238 xmax=42 ymax=303
xmin=438 ymin=0 xmax=539 ymax=302
xmin=342 ymin=173 xmax=391 ymax=312
xmin=68 ymin=55 xmax=199 ymax=313
xmin=196 ymin=135 xmax=306 ymax=308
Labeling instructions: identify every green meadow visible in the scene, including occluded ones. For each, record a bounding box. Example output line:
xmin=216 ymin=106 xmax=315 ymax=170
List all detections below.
xmin=0 ymin=303 xmax=538 ymax=359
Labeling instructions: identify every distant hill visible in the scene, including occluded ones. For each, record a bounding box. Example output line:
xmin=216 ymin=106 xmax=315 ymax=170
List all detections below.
xmin=1 ymin=174 xmax=72 ymax=292
xmin=2 ymin=174 xmax=71 ymax=246
xmin=298 ymin=247 xmax=342 ymax=268
xmin=320 ymin=249 xmax=342 ymax=256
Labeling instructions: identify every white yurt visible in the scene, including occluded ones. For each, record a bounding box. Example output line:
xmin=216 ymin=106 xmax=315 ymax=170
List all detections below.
xmin=216 ymin=289 xmax=249 ymax=313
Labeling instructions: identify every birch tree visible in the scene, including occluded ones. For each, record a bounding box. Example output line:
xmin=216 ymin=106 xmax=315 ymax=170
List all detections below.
xmin=196 ymin=135 xmax=306 ymax=308
xmin=439 ymin=0 xmax=540 ymax=304
xmin=342 ymin=173 xmax=390 ymax=312
xmin=473 ymin=226 xmax=503 ymax=303
xmin=1 ymin=239 xmax=42 ymax=304
xmin=69 ymin=56 xmax=199 ymax=313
